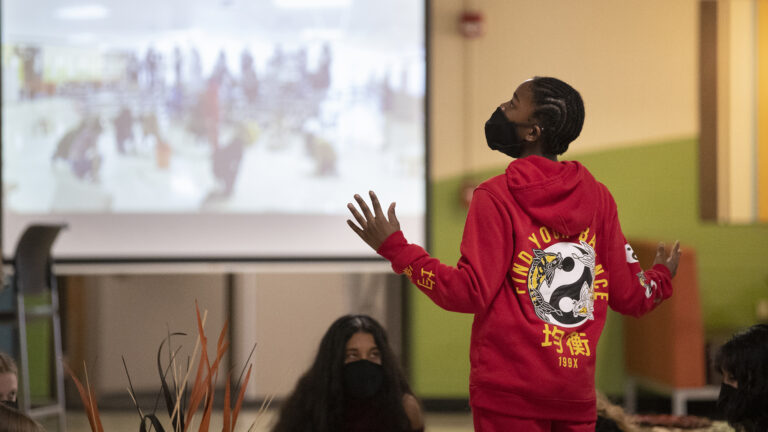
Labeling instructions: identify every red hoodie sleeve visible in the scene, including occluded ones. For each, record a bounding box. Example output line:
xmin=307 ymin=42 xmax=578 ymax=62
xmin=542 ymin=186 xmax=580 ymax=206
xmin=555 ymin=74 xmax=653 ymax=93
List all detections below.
xmin=376 ymin=188 xmax=515 ymax=314
xmin=603 ymin=195 xmax=673 ymax=317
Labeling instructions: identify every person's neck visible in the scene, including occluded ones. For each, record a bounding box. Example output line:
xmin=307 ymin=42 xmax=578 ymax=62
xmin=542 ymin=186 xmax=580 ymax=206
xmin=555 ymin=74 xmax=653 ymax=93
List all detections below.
xmin=519 ymin=145 xmax=558 ymax=161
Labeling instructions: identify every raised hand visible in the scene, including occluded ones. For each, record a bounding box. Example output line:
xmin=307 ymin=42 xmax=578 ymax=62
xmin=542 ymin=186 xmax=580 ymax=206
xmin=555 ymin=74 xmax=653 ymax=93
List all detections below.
xmin=653 ymin=241 xmax=682 ymax=278
xmin=347 ymin=191 xmax=400 ymax=251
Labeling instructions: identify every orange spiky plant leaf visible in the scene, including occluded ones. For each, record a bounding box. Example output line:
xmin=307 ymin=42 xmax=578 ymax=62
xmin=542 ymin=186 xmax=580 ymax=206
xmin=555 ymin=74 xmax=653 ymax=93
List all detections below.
xmin=230 ymin=364 xmax=252 ymax=430
xmin=184 ymin=302 xmax=228 ymax=432
xmin=198 ymin=320 xmax=229 ymax=432
xmin=183 ymin=303 xmax=213 ymax=430
xmin=65 ymin=362 xmax=104 ymax=432
xmin=222 ymin=372 xmax=232 ymax=432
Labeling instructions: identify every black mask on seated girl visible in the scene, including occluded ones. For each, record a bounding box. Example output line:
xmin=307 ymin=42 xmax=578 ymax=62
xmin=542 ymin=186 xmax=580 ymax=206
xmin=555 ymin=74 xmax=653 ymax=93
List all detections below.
xmin=485 ymin=107 xmax=527 ymax=158
xmin=343 ymin=360 xmax=384 ymax=399
xmin=0 ymin=399 xmax=17 ymax=410
xmin=717 ymin=383 xmax=764 ymax=425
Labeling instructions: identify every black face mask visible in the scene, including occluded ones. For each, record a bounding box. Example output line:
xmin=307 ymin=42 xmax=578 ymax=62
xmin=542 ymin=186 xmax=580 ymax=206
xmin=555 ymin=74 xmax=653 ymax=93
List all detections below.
xmin=1 ymin=399 xmax=18 ymax=410
xmin=343 ymin=360 xmax=384 ymax=399
xmin=484 ymin=107 xmax=527 ymax=158
xmin=718 ymin=383 xmax=758 ymax=425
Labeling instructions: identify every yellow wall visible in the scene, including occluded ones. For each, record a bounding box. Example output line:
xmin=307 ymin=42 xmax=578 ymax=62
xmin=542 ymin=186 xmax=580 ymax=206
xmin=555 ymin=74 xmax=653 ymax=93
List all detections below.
xmin=717 ymin=0 xmax=758 ymax=223
xmin=430 ymin=0 xmax=699 ymax=180
xmin=759 ymin=0 xmax=768 ymax=221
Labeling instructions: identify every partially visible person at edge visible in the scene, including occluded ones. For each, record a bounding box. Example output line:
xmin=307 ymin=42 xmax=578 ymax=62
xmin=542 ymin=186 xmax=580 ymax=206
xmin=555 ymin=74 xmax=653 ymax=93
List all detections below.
xmin=0 ymin=404 xmax=44 ymax=432
xmin=0 ymin=352 xmax=18 ymax=409
xmin=271 ymin=314 xmax=424 ymax=432
xmin=347 ymin=76 xmax=681 ymax=431
xmin=716 ymin=324 xmax=768 ymax=432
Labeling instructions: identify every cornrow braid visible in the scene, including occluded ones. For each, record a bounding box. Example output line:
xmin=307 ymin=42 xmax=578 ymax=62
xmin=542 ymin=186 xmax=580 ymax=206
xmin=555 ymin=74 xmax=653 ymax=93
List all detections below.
xmin=530 ymin=77 xmax=585 ymax=155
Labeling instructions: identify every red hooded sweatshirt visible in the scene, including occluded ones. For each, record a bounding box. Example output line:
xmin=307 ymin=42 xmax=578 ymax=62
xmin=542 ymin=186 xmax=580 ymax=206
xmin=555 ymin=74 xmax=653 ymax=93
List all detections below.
xmin=377 ymin=155 xmax=672 ymax=421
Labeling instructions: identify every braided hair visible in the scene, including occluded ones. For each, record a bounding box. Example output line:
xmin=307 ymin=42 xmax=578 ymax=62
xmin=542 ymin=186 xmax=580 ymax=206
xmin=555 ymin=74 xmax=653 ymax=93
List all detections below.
xmin=529 ymin=77 xmax=585 ymax=155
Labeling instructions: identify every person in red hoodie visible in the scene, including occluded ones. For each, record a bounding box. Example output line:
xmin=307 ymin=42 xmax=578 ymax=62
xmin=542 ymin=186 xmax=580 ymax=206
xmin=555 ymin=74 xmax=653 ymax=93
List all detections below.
xmin=347 ymin=76 xmax=681 ymax=431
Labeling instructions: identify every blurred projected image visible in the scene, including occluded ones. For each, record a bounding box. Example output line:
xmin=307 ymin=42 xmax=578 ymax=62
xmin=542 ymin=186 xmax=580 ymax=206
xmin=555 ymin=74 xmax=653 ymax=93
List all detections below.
xmin=1 ymin=0 xmax=425 ymax=215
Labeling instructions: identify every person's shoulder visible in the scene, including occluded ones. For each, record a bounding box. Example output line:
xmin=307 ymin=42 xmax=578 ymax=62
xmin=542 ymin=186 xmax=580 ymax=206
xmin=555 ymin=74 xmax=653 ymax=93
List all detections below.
xmin=476 ymin=172 xmax=507 ymax=194
xmin=401 ymin=393 xmax=424 ymax=431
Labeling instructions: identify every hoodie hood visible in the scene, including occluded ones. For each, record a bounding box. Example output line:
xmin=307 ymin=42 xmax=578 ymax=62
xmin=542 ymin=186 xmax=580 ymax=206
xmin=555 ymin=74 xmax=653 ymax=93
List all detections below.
xmin=506 ymin=155 xmax=600 ymax=236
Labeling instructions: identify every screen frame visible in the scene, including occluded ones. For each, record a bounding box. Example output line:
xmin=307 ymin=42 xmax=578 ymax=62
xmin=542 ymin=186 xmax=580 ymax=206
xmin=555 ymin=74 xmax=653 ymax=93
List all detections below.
xmin=0 ymin=0 xmax=431 ymax=265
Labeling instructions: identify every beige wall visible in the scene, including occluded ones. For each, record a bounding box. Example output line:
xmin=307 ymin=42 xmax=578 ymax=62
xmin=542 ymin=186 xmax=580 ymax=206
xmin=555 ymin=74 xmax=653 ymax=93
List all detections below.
xmin=74 ymin=271 xmax=400 ymax=398
xmin=77 ymin=274 xmax=228 ymax=394
xmin=430 ymin=0 xmax=699 ymax=179
xmin=717 ymin=0 xmax=758 ymax=223
xmin=232 ymin=272 xmax=400 ymax=399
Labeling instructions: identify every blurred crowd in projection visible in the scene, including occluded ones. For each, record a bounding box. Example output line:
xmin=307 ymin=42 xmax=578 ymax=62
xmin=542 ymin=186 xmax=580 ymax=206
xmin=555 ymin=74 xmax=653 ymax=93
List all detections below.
xmin=1 ymin=39 xmax=424 ymax=213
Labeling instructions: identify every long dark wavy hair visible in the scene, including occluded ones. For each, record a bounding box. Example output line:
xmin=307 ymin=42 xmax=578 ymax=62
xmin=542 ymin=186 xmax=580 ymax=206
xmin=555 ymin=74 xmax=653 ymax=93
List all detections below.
xmin=715 ymin=324 xmax=768 ymax=431
xmin=271 ymin=315 xmax=413 ymax=432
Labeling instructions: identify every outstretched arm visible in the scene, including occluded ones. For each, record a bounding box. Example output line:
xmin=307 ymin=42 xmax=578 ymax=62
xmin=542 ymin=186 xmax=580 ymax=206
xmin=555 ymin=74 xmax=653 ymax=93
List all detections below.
xmin=653 ymin=241 xmax=681 ymax=278
xmin=601 ymin=191 xmax=682 ymax=316
xmin=608 ymin=238 xmax=681 ymax=317
xmin=347 ymin=188 xmax=515 ymax=314
xmin=346 ymin=191 xmax=400 ymax=251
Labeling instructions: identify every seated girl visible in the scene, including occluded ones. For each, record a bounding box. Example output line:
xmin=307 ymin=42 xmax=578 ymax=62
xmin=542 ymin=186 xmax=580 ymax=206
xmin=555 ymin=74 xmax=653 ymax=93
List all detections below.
xmin=715 ymin=323 xmax=768 ymax=432
xmin=0 ymin=352 xmax=18 ymax=409
xmin=272 ymin=314 xmax=424 ymax=432
xmin=0 ymin=404 xmax=43 ymax=432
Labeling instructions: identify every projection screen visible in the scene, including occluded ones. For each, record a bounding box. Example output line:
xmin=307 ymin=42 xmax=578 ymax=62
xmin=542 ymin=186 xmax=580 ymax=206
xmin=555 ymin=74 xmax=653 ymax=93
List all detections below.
xmin=1 ymin=0 xmax=426 ymax=260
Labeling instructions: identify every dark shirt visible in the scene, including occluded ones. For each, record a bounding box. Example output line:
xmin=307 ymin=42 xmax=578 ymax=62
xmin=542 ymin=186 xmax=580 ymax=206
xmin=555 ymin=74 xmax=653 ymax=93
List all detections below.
xmin=344 ymin=397 xmax=423 ymax=432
